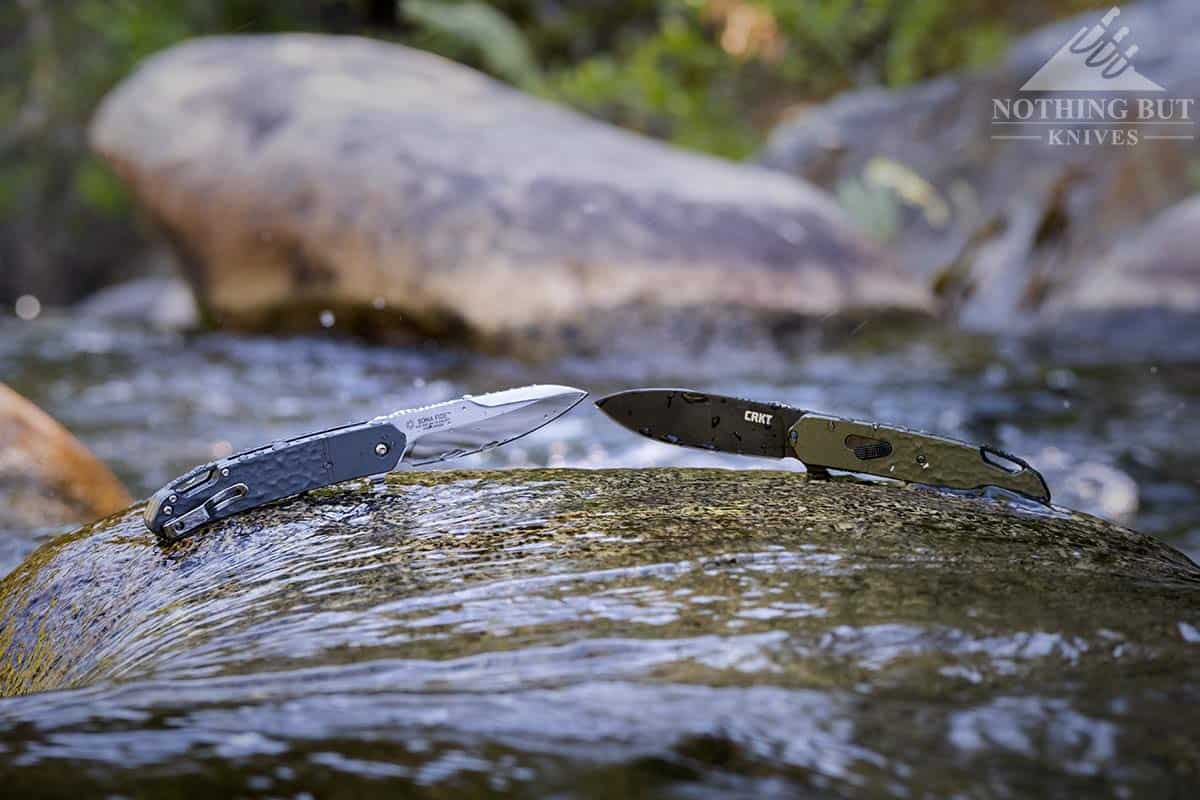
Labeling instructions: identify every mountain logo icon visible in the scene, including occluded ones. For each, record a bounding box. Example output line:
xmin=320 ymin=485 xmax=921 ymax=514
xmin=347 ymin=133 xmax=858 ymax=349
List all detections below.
xmin=1021 ymin=7 xmax=1165 ymax=92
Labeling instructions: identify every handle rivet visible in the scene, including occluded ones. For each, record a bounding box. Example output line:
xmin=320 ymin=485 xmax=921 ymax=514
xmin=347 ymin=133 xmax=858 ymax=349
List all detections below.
xmin=788 ymin=430 xmax=798 ymax=443
xmin=221 ymin=468 xmax=230 ymax=477
xmin=375 ymin=442 xmax=390 ymax=457
xmin=163 ymin=506 xmax=173 ymax=516
xmin=168 ymin=494 xmax=177 ymax=503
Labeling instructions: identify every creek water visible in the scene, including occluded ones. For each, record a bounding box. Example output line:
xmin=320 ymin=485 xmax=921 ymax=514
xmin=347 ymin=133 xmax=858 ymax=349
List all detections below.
xmin=3 ymin=313 xmax=1196 ymax=569
xmin=0 ymin=311 xmax=1197 ymax=796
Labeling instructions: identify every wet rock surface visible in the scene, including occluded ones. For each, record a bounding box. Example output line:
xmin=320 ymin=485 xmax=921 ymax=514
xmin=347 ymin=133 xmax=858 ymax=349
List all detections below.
xmin=0 ymin=469 xmax=1196 ymax=796
xmin=3 ymin=312 xmax=1197 ymax=570
xmin=0 ymin=383 xmax=130 ymax=571
xmin=759 ymin=0 xmax=1200 ymax=328
xmin=88 ymin=35 xmax=930 ymax=352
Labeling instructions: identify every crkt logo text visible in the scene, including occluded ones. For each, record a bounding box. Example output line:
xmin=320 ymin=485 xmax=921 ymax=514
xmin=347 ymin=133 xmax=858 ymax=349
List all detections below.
xmin=744 ymin=410 xmax=773 ymax=426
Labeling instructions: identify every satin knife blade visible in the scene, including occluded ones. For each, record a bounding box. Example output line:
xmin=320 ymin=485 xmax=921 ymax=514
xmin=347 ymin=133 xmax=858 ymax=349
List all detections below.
xmin=146 ymin=385 xmax=588 ymax=542
xmin=595 ymin=388 xmax=1050 ymax=503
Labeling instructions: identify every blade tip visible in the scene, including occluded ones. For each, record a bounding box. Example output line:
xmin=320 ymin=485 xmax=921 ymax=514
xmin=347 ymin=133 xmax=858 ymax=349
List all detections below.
xmin=545 ymin=384 xmax=587 ymax=398
xmin=594 ymin=391 xmax=627 ymax=411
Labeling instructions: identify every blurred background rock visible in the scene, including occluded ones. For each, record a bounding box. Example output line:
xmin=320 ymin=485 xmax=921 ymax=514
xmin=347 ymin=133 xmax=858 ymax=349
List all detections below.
xmin=1 ymin=0 xmax=1119 ymax=309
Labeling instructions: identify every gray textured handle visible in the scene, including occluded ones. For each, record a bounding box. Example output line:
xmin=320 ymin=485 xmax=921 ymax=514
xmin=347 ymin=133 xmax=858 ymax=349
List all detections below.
xmin=146 ymin=420 xmax=405 ymax=542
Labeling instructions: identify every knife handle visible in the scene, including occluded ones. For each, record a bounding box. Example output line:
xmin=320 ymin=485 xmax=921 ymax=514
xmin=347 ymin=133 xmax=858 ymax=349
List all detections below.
xmin=145 ymin=420 xmax=406 ymax=542
xmin=788 ymin=414 xmax=1050 ymax=503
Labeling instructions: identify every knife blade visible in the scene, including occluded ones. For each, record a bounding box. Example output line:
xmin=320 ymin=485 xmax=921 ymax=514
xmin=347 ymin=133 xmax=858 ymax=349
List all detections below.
xmin=146 ymin=384 xmax=587 ymax=542
xmin=596 ymin=388 xmax=1050 ymax=503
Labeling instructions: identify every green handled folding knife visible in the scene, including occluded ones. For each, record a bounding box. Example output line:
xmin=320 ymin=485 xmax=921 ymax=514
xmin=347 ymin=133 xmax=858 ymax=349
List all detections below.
xmin=146 ymin=385 xmax=588 ymax=543
xmin=596 ymin=388 xmax=1050 ymax=503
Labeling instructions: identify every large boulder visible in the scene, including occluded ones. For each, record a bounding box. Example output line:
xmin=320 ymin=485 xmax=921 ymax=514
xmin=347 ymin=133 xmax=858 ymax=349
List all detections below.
xmin=1047 ymin=194 xmax=1200 ymax=314
xmin=759 ymin=0 xmax=1200 ymax=329
xmin=0 ymin=383 xmax=130 ymax=570
xmin=0 ymin=469 xmax=1196 ymax=795
xmin=89 ymin=35 xmax=931 ymax=353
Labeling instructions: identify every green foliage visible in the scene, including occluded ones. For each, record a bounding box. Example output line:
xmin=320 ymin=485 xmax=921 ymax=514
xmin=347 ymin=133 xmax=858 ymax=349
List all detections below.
xmin=75 ymin=0 xmax=194 ymax=77
xmin=403 ymin=0 xmax=541 ymax=89
xmin=73 ymin=158 xmax=130 ymax=218
xmin=541 ymin=10 xmax=759 ymax=157
xmin=883 ymin=2 xmax=1010 ymax=85
xmin=513 ymin=0 xmax=1108 ymax=158
xmin=0 ymin=163 xmax=35 ymax=218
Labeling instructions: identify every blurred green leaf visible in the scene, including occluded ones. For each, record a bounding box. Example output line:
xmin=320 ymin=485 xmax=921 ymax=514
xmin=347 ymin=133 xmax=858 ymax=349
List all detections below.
xmin=76 ymin=0 xmax=194 ymax=77
xmin=837 ymin=176 xmax=901 ymax=243
xmin=403 ymin=0 xmax=541 ymax=89
xmin=74 ymin=157 xmax=130 ymax=218
xmin=0 ymin=163 xmax=35 ymax=217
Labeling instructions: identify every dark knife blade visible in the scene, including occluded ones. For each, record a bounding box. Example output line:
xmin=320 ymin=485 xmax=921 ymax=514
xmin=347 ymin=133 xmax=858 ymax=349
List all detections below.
xmin=595 ymin=388 xmax=804 ymax=460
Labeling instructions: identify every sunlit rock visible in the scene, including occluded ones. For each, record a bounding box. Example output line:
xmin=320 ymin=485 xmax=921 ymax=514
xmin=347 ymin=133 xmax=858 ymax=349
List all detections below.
xmin=0 ymin=383 xmax=131 ymax=539
xmin=89 ymin=35 xmax=930 ymax=352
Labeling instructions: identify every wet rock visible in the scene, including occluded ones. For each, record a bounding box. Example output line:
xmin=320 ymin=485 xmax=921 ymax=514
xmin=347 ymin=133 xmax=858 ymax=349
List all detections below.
xmin=89 ymin=35 xmax=930 ymax=352
xmin=0 ymin=469 xmax=1196 ymax=795
xmin=759 ymin=0 xmax=1200 ymax=328
xmin=75 ymin=274 xmax=199 ymax=332
xmin=0 ymin=383 xmax=131 ymax=540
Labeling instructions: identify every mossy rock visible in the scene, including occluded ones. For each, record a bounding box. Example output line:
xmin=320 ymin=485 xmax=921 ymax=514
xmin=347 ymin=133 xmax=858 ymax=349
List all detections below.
xmin=0 ymin=469 xmax=1197 ymax=794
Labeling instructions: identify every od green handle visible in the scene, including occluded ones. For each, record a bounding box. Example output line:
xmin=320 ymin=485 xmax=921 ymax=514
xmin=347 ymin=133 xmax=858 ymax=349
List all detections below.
xmin=788 ymin=413 xmax=1051 ymax=503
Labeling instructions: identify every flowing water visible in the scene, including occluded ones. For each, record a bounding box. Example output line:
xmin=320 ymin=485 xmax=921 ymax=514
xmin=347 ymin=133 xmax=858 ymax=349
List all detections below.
xmin=3 ymin=313 xmax=1196 ymax=569
xmin=0 ymin=311 xmax=1198 ymax=796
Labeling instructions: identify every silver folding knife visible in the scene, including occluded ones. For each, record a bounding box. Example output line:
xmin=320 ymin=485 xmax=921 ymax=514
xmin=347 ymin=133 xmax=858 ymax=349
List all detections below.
xmin=145 ymin=385 xmax=587 ymax=542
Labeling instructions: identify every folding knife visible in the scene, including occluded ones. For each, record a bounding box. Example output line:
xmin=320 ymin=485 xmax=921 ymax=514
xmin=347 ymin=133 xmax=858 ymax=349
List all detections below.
xmin=145 ymin=385 xmax=587 ymax=542
xmin=596 ymin=388 xmax=1050 ymax=503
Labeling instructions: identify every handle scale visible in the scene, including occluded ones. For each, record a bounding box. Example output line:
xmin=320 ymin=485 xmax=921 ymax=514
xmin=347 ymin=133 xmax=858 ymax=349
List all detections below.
xmin=788 ymin=414 xmax=1050 ymax=503
xmin=145 ymin=420 xmax=406 ymax=542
